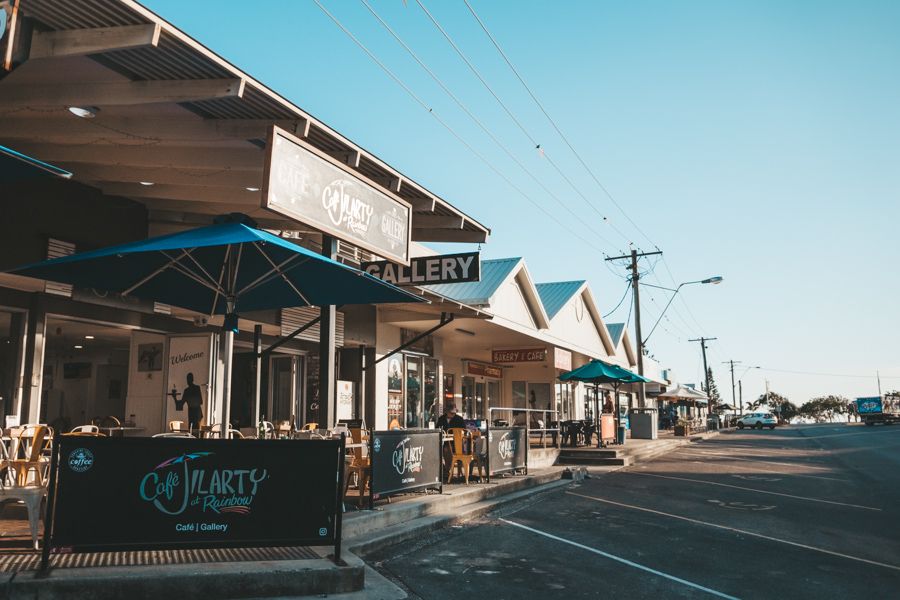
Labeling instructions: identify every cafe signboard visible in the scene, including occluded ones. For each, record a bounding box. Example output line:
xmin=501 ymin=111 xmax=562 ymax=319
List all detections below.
xmin=487 ymin=426 xmax=527 ymax=476
xmin=492 ymin=348 xmax=548 ymax=364
xmin=44 ymin=436 xmax=344 ymax=559
xmin=262 ymin=125 xmax=412 ymax=265
xmin=361 ymin=252 xmax=480 ymax=286
xmin=466 ymin=361 xmax=503 ymax=379
xmin=370 ymin=429 xmax=442 ymax=499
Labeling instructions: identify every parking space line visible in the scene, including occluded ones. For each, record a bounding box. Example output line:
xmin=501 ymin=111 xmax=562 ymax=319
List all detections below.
xmin=624 ymin=472 xmax=881 ymax=511
xmin=673 ymin=448 xmax=836 ymax=472
xmin=672 ymin=449 xmax=849 ymax=482
xmin=499 ymin=518 xmax=741 ymax=599
xmin=567 ymin=492 xmax=900 ymax=572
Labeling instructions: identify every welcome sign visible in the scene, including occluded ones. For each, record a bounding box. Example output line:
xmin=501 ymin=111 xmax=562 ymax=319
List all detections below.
xmin=262 ymin=126 xmax=412 ymax=265
xmin=47 ymin=437 xmax=343 ymax=553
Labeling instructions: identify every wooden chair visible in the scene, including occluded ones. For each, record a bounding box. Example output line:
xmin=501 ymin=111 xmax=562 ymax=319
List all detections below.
xmin=69 ymin=424 xmax=100 ymax=435
xmin=301 ymin=422 xmax=318 ymax=431
xmin=447 ymin=428 xmax=476 ymax=484
xmin=169 ymin=420 xmax=186 ymax=433
xmin=343 ymin=428 xmax=371 ymax=507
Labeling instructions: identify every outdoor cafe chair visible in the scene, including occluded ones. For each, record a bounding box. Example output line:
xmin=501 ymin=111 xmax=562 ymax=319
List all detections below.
xmin=301 ymin=422 xmax=318 ymax=431
xmin=152 ymin=432 xmax=196 ymax=438
xmin=168 ymin=420 xmax=186 ymax=433
xmin=70 ymin=424 xmax=100 ymax=435
xmin=0 ymin=453 xmax=46 ymax=549
xmin=7 ymin=425 xmax=51 ymax=487
xmin=343 ymin=428 xmax=371 ymax=508
xmin=447 ymin=428 xmax=479 ymax=484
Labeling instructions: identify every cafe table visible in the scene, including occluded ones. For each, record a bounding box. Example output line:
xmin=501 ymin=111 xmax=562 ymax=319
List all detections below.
xmin=99 ymin=426 xmax=145 ymax=438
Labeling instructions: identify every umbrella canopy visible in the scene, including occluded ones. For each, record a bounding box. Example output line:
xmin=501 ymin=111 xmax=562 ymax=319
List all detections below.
xmin=1 ymin=145 xmax=72 ymax=182
xmin=8 ymin=217 xmax=423 ymax=316
xmin=559 ymin=360 xmax=649 ymax=385
xmin=657 ymin=384 xmax=709 ymax=405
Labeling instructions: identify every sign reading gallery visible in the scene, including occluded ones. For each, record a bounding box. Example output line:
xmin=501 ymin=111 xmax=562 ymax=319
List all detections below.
xmin=262 ymin=125 xmax=412 ymax=265
xmin=361 ymin=252 xmax=480 ymax=286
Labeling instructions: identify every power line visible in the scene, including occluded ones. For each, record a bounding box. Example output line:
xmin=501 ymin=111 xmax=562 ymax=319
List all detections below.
xmin=358 ymin=0 xmax=621 ymax=253
xmin=462 ymin=0 xmax=656 ymax=248
xmin=758 ymin=367 xmax=900 ymax=380
xmin=413 ymin=0 xmax=632 ymax=249
xmin=311 ymin=0 xmax=612 ymax=257
xmin=603 ymin=282 xmax=631 ymax=318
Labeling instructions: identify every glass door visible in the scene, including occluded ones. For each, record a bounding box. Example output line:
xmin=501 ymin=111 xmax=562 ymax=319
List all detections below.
xmin=424 ymin=358 xmax=438 ymax=426
xmin=405 ymin=356 xmax=422 ymax=428
xmin=270 ymin=355 xmax=303 ymax=428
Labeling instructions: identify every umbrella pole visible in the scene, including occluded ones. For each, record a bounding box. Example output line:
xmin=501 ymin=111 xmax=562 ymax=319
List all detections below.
xmin=222 ymin=328 xmax=234 ymax=436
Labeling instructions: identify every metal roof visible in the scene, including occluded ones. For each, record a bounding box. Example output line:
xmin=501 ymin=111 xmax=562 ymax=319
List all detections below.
xmin=1 ymin=0 xmax=490 ymax=244
xmin=535 ymin=281 xmax=585 ymax=319
xmin=606 ymin=323 xmax=627 ymax=347
xmin=427 ymin=257 xmax=521 ymax=305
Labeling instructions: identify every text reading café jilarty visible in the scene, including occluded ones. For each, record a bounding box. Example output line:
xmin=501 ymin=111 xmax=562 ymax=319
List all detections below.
xmin=0 ymin=0 xmax=661 ymax=565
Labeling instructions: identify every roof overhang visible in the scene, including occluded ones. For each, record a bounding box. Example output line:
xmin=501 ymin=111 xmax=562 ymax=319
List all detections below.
xmin=0 ymin=0 xmax=490 ymax=244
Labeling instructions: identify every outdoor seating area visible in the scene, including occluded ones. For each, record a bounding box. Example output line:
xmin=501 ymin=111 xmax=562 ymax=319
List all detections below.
xmin=1 ymin=424 xmax=55 ymax=549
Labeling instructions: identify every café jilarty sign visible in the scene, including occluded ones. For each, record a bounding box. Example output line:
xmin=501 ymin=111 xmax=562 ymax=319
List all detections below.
xmin=361 ymin=252 xmax=480 ymax=286
xmin=262 ymin=126 xmax=412 ymax=265
xmin=48 ymin=436 xmax=343 ymax=554
xmin=492 ymin=348 xmax=548 ymax=363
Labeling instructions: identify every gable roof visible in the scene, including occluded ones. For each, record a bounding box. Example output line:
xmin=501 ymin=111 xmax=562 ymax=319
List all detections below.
xmin=606 ymin=323 xmax=626 ymax=347
xmin=428 ymin=257 xmax=521 ymax=306
xmin=535 ymin=281 xmax=585 ymax=319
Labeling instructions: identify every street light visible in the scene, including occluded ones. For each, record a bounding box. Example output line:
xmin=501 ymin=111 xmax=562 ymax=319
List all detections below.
xmin=641 ymin=276 xmax=723 ymax=346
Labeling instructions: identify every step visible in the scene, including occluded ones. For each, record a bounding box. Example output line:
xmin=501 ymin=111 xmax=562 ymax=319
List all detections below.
xmin=556 ymin=455 xmax=633 ymax=467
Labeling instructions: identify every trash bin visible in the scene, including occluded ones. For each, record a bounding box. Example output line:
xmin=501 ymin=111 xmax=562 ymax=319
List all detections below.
xmin=630 ymin=408 xmax=658 ymax=440
xmin=616 ymin=425 xmax=626 ymax=445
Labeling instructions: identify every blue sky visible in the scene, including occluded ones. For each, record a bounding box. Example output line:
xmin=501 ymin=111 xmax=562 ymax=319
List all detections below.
xmin=144 ymin=0 xmax=900 ymax=405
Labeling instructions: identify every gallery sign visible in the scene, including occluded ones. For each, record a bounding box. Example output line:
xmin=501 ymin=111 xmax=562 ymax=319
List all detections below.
xmin=361 ymin=252 xmax=480 ymax=287
xmin=370 ymin=429 xmax=442 ymax=499
xmin=262 ymin=126 xmax=412 ymax=265
xmin=492 ymin=348 xmax=548 ymax=363
xmin=45 ymin=436 xmax=343 ymax=556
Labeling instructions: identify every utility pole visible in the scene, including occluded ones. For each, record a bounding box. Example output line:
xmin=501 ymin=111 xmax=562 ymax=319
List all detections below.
xmin=765 ymin=379 xmax=770 ymax=407
xmin=738 ymin=380 xmax=742 ymax=415
xmin=877 ymin=370 xmax=882 ymax=397
xmin=605 ymin=248 xmax=662 ymax=409
xmin=723 ymin=360 xmax=741 ymax=412
xmin=688 ymin=337 xmax=716 ymax=408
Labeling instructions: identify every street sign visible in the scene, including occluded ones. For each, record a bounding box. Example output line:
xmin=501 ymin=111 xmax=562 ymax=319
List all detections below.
xmin=361 ymin=252 xmax=479 ymax=287
xmin=47 ymin=436 xmax=343 ymax=554
xmin=370 ymin=429 xmax=442 ymax=499
xmin=262 ymin=126 xmax=411 ymax=265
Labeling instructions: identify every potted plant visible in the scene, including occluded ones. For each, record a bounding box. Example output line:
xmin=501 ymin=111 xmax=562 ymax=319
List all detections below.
xmin=674 ymin=418 xmax=690 ymax=437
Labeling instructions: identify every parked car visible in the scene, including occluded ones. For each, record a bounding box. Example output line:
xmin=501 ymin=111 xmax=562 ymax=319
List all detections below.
xmin=736 ymin=412 xmax=777 ymax=429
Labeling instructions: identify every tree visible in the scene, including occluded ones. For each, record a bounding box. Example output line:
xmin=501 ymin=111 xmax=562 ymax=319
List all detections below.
xmin=706 ymin=367 xmax=722 ymax=405
xmin=751 ymin=391 xmax=796 ymax=422
xmin=800 ymin=395 xmax=850 ymax=422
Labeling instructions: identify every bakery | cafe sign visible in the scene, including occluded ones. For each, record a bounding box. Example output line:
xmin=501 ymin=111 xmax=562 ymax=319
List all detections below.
xmin=492 ymin=348 xmax=548 ymax=363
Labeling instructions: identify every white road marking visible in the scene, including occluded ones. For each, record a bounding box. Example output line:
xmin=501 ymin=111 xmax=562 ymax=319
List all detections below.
xmin=567 ymin=491 xmax=900 ymax=572
xmin=674 ymin=448 xmax=842 ymax=477
xmin=624 ymin=471 xmax=881 ymax=511
xmin=707 ymin=499 xmax=776 ymax=511
xmin=499 ymin=518 xmax=741 ymax=599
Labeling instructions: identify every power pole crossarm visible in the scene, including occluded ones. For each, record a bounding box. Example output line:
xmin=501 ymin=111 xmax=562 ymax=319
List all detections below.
xmin=606 ymin=249 xmax=662 ymax=409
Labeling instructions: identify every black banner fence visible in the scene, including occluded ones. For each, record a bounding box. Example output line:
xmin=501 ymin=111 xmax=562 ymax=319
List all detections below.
xmin=486 ymin=426 xmax=528 ymax=478
xmin=41 ymin=435 xmax=345 ymax=569
xmin=370 ymin=429 xmax=442 ymax=504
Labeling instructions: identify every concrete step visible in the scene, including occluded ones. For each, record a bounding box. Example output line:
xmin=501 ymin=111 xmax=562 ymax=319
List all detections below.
xmin=558 ymin=448 xmax=622 ymax=459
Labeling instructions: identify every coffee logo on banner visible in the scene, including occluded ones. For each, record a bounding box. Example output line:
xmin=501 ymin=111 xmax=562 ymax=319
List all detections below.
xmin=392 ymin=437 xmax=424 ymax=481
xmin=322 ymin=179 xmax=374 ymax=236
xmin=139 ymin=452 xmax=268 ymax=517
xmin=68 ymin=448 xmax=94 ymax=473
xmin=498 ymin=432 xmax=518 ymax=461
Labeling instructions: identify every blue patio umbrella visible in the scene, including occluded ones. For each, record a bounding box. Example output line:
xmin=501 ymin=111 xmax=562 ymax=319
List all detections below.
xmin=9 ymin=214 xmax=424 ymax=429
xmin=559 ymin=359 xmax=649 ymax=445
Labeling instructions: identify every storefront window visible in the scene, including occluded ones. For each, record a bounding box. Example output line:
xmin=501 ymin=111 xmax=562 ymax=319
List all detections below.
xmin=423 ymin=358 xmax=438 ymax=426
xmin=512 ymin=381 xmax=526 ymax=409
xmin=405 ymin=356 xmax=421 ymax=428
xmin=461 ymin=376 xmax=475 ymax=419
xmin=555 ymin=382 xmax=574 ymax=421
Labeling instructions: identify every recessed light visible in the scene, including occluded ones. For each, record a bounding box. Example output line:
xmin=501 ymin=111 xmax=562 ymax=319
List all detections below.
xmin=68 ymin=106 xmax=98 ymax=119
xmin=245 ymin=187 xmax=260 ymax=192
xmin=139 ymin=181 xmax=155 ymax=186
xmin=74 ymin=345 xmax=83 ymax=349
xmin=84 ymin=335 xmax=95 ymax=340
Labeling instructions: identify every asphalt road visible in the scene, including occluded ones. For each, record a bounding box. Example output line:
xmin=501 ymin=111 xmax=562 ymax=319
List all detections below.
xmin=370 ymin=423 xmax=900 ymax=599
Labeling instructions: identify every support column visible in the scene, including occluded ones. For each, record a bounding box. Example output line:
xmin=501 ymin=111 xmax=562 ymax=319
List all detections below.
xmin=20 ymin=294 xmax=47 ymax=425
xmin=318 ymin=235 xmax=338 ymax=429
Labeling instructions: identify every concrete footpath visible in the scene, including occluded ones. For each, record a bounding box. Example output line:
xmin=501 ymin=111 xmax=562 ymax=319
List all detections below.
xmin=1 ymin=432 xmax=721 ymax=599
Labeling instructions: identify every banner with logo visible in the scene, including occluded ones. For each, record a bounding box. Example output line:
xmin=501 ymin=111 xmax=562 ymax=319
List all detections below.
xmin=48 ymin=436 xmax=343 ymax=553
xmin=262 ymin=126 xmax=411 ymax=265
xmin=370 ymin=429 xmax=441 ymax=498
xmin=487 ymin=427 xmax=527 ymax=475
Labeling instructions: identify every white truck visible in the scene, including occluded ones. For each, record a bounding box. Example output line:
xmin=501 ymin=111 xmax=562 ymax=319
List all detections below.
xmin=856 ymin=394 xmax=900 ymax=426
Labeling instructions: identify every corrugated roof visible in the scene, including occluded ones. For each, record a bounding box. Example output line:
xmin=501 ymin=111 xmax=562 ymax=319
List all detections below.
xmin=535 ymin=281 xmax=585 ymax=319
xmin=427 ymin=257 xmax=521 ymax=305
xmin=607 ymin=323 xmax=626 ymax=347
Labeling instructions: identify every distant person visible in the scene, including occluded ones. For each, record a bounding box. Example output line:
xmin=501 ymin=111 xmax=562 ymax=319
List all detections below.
xmin=182 ymin=372 xmax=203 ymax=427
xmin=437 ymin=404 xmax=465 ymax=431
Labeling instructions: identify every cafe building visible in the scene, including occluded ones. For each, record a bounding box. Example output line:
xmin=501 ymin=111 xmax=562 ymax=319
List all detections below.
xmin=0 ymin=0 xmax=490 ymax=434
xmin=367 ymin=256 xmax=640 ymax=430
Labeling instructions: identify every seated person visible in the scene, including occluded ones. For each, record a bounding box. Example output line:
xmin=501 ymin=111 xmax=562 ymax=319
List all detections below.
xmin=436 ymin=404 xmax=466 ymax=431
